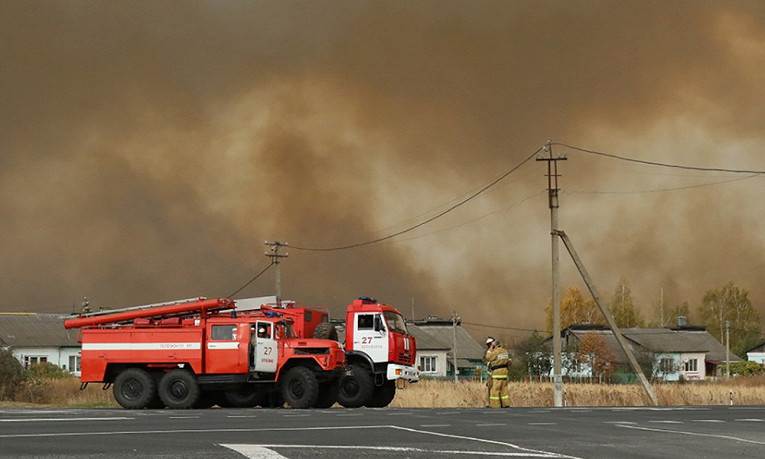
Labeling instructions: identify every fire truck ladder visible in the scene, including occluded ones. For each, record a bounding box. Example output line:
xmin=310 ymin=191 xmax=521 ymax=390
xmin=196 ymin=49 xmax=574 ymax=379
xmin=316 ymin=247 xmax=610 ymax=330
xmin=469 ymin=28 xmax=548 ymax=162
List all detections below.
xmin=64 ymin=297 xmax=235 ymax=329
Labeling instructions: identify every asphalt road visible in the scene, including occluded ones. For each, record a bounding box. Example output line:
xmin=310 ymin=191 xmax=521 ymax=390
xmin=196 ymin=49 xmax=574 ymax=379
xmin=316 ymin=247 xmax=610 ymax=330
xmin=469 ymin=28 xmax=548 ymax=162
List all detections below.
xmin=1 ymin=406 xmax=764 ymax=458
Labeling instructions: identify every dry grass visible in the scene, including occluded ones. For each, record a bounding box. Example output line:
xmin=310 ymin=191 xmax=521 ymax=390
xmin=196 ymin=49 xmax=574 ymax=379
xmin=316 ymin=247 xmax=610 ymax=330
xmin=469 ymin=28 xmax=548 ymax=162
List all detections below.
xmin=391 ymin=378 xmax=765 ymax=408
xmin=3 ymin=376 xmax=765 ymax=408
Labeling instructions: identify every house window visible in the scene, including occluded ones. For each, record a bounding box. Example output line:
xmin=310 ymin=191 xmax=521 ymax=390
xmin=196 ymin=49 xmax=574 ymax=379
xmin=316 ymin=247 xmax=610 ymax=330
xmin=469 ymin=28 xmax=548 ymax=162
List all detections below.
xmin=660 ymin=358 xmax=674 ymax=373
xmin=23 ymin=356 xmax=47 ymax=368
xmin=683 ymin=358 xmax=698 ymax=372
xmin=68 ymin=355 xmax=81 ymax=373
xmin=420 ymin=356 xmax=437 ymax=373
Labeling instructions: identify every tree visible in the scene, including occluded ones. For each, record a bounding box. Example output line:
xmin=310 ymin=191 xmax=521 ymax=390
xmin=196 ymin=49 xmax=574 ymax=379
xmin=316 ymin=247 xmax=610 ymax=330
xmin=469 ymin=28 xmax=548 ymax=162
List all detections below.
xmin=0 ymin=348 xmax=25 ymax=400
xmin=699 ymin=282 xmax=761 ymax=357
xmin=544 ymin=285 xmax=604 ymax=332
xmin=648 ymin=293 xmax=692 ymax=328
xmin=575 ymin=332 xmax=616 ymax=381
xmin=512 ymin=331 xmax=551 ymax=379
xmin=609 ymin=277 xmax=643 ymax=328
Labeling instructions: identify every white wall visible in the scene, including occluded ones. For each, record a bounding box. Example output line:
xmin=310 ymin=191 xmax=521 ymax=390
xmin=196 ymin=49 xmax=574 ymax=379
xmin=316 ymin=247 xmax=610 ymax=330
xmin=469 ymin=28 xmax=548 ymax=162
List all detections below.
xmin=679 ymin=352 xmax=706 ymax=381
xmin=747 ymin=352 xmax=765 ymax=365
xmin=416 ymin=350 xmax=449 ymax=377
xmin=12 ymin=346 xmax=81 ymax=376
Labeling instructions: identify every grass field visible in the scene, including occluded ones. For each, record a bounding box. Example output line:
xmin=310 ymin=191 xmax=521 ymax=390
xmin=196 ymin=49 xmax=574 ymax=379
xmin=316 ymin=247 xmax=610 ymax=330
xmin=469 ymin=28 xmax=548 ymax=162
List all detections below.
xmin=2 ymin=376 xmax=765 ymax=408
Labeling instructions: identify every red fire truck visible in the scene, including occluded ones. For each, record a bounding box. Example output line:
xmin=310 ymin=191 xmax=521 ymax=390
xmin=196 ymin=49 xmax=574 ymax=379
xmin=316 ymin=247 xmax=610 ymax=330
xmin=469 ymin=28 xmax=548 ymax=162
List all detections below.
xmin=304 ymin=297 xmax=419 ymax=408
xmin=64 ymin=297 xmax=345 ymax=409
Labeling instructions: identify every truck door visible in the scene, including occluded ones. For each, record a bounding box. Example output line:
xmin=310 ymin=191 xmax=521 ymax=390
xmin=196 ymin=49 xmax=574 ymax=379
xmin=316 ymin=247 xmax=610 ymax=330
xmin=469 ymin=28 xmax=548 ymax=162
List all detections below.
xmin=206 ymin=323 xmax=243 ymax=374
xmin=253 ymin=321 xmax=278 ymax=373
xmin=354 ymin=313 xmax=388 ymax=363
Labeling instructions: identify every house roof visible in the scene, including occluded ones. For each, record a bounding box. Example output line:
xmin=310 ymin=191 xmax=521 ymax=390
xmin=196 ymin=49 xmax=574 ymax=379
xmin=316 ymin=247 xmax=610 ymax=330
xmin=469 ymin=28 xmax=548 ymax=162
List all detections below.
xmin=0 ymin=313 xmax=80 ymax=348
xmin=560 ymin=326 xmax=741 ymax=363
xmin=407 ymin=322 xmax=485 ymax=360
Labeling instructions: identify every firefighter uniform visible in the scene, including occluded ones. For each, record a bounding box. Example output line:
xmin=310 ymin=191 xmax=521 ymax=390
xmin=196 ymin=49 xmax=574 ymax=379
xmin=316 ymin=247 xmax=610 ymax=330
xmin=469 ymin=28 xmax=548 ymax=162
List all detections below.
xmin=485 ymin=344 xmax=510 ymax=408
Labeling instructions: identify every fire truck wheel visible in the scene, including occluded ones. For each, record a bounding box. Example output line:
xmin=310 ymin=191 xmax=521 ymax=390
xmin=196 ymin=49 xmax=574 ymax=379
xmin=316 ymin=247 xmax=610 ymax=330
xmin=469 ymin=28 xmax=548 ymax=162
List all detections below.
xmin=312 ymin=322 xmax=339 ymax=341
xmin=223 ymin=387 xmax=265 ymax=408
xmin=336 ymin=363 xmax=374 ymax=408
xmin=281 ymin=366 xmax=320 ymax=409
xmin=313 ymin=381 xmax=338 ymax=408
xmin=113 ymin=368 xmax=158 ymax=409
xmin=158 ymin=369 xmax=200 ymax=409
xmin=365 ymin=379 xmax=396 ymax=407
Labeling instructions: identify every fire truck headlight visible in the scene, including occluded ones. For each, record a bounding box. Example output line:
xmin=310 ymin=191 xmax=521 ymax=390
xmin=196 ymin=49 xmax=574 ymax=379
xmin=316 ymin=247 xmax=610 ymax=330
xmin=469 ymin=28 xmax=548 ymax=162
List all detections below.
xmin=395 ymin=369 xmax=402 ymax=376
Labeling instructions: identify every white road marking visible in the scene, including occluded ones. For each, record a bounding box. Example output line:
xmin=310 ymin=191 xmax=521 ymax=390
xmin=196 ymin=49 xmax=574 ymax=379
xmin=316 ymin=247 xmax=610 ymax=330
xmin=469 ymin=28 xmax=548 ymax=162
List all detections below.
xmin=0 ymin=417 xmax=132 ymax=423
xmin=692 ymin=419 xmax=724 ymax=423
xmin=168 ymin=416 xmax=199 ymax=419
xmin=603 ymin=421 xmax=636 ymax=425
xmin=616 ymin=424 xmax=765 ymax=446
xmin=420 ymin=424 xmax=451 ymax=427
xmin=220 ymin=444 xmax=288 ymax=458
xmin=476 ymin=423 xmax=508 ymax=427
xmin=227 ymin=415 xmax=258 ymax=418
xmin=648 ymin=420 xmax=683 ymax=424
xmin=221 ymin=444 xmax=568 ymax=457
xmin=735 ymin=418 xmax=764 ymax=422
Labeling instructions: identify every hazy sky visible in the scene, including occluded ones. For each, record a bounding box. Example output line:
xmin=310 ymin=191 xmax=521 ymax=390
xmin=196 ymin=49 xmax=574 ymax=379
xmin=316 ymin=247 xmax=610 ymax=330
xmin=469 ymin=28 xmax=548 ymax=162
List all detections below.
xmin=3 ymin=1 xmax=765 ymax=342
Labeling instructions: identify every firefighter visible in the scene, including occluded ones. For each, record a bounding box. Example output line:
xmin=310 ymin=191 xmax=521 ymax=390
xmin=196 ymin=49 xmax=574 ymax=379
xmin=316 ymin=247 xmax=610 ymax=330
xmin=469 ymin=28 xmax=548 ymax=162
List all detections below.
xmin=483 ymin=337 xmax=495 ymax=407
xmin=484 ymin=337 xmax=511 ymax=408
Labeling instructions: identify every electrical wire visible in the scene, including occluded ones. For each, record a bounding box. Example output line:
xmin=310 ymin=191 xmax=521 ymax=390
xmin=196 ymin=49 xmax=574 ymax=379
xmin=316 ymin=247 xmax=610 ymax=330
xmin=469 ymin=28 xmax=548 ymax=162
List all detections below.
xmin=554 ymin=142 xmax=765 ymax=175
xmin=288 ymin=147 xmax=543 ymax=251
xmin=568 ymin=174 xmax=760 ymax=195
xmin=227 ymin=261 xmax=274 ymax=299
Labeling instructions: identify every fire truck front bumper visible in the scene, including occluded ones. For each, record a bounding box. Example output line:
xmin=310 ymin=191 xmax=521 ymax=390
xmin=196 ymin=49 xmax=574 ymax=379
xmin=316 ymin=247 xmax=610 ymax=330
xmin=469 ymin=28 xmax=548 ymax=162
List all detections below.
xmin=387 ymin=363 xmax=419 ymax=382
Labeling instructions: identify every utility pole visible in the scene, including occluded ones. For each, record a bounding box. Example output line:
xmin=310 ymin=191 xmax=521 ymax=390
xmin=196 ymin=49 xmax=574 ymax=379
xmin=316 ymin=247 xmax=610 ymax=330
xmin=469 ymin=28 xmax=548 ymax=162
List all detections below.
xmin=452 ymin=311 xmax=460 ymax=383
xmin=726 ymin=320 xmax=730 ymax=378
xmin=537 ymin=140 xmax=567 ymax=407
xmin=264 ymin=241 xmax=288 ymax=306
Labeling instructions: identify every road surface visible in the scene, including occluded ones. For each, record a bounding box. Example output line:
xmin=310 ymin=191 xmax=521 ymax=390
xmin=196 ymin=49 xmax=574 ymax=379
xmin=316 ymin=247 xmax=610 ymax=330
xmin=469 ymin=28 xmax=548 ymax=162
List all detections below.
xmin=1 ymin=406 xmax=764 ymax=458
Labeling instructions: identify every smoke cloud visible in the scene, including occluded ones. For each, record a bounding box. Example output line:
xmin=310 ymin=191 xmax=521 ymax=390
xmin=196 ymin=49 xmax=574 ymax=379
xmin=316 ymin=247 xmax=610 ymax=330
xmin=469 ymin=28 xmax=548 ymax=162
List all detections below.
xmin=3 ymin=1 xmax=765 ymax=341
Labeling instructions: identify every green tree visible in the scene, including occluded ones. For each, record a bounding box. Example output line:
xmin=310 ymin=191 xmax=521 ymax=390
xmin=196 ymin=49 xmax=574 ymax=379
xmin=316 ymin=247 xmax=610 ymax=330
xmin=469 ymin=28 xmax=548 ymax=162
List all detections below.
xmin=699 ymin=282 xmax=761 ymax=357
xmin=0 ymin=348 xmax=25 ymax=400
xmin=512 ymin=331 xmax=551 ymax=379
xmin=544 ymin=285 xmax=604 ymax=332
xmin=609 ymin=277 xmax=643 ymax=328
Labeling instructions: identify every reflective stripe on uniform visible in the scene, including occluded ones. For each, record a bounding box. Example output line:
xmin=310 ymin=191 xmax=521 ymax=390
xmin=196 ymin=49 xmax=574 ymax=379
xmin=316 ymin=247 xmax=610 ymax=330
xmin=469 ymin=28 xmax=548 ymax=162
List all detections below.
xmin=491 ymin=375 xmax=507 ymax=379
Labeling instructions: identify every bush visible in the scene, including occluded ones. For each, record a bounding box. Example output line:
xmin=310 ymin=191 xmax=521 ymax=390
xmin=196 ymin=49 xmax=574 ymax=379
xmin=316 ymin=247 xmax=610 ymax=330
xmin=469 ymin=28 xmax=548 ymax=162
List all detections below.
xmin=0 ymin=348 xmax=26 ymax=400
xmin=729 ymin=361 xmax=765 ymax=376
xmin=26 ymin=362 xmax=71 ymax=380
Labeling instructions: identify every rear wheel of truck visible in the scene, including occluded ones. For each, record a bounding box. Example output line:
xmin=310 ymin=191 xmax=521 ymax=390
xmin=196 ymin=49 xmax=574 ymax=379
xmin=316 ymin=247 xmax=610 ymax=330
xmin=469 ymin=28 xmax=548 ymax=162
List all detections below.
xmin=114 ymin=368 xmax=158 ymax=409
xmin=281 ymin=366 xmax=319 ymax=409
xmin=365 ymin=379 xmax=396 ymax=407
xmin=313 ymin=381 xmax=339 ymax=408
xmin=223 ymin=387 xmax=265 ymax=408
xmin=336 ymin=364 xmax=374 ymax=408
xmin=158 ymin=369 xmax=200 ymax=409
xmin=312 ymin=322 xmax=338 ymax=341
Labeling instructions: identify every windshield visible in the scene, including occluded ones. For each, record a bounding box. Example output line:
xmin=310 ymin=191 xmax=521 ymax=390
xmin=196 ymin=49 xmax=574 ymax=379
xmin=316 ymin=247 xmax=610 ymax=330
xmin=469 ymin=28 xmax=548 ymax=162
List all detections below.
xmin=383 ymin=311 xmax=408 ymax=334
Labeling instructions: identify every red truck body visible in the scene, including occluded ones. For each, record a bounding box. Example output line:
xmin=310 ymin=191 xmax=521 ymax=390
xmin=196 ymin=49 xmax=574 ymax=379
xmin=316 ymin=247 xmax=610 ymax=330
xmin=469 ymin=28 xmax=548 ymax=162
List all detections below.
xmin=65 ymin=297 xmax=345 ymax=409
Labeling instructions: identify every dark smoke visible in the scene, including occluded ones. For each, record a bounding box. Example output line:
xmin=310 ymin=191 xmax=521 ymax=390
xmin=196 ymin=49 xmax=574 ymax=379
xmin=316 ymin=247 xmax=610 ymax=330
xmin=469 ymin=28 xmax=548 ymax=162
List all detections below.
xmin=2 ymin=1 xmax=765 ymax=339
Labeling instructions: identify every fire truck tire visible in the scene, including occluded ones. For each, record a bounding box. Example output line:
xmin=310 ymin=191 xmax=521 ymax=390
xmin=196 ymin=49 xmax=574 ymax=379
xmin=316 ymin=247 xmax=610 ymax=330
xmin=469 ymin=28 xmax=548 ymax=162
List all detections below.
xmin=313 ymin=381 xmax=338 ymax=408
xmin=113 ymin=368 xmax=158 ymax=410
xmin=312 ymin=322 xmax=339 ymax=341
xmin=158 ymin=369 xmax=200 ymax=409
xmin=336 ymin=364 xmax=374 ymax=408
xmin=223 ymin=387 xmax=265 ymax=408
xmin=365 ymin=379 xmax=396 ymax=407
xmin=281 ymin=366 xmax=320 ymax=409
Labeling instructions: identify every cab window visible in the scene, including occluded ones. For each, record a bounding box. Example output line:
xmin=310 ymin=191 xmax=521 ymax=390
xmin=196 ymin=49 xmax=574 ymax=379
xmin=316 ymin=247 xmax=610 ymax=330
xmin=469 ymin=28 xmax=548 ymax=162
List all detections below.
xmin=357 ymin=314 xmax=374 ymax=330
xmin=211 ymin=325 xmax=236 ymax=340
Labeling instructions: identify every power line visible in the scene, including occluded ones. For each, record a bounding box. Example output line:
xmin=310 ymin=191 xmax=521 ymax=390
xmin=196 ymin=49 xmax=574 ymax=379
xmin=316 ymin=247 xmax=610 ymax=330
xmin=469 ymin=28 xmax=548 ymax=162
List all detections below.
xmin=568 ymin=174 xmax=760 ymax=195
xmin=228 ymin=261 xmax=274 ymax=299
xmin=554 ymin=142 xmax=765 ymax=175
xmin=289 ymin=147 xmax=543 ymax=252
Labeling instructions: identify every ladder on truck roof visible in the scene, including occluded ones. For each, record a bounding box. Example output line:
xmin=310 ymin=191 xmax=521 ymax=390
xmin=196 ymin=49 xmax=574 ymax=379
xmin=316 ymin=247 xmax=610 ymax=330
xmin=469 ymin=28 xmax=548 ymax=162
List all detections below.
xmin=64 ymin=297 xmax=235 ymax=329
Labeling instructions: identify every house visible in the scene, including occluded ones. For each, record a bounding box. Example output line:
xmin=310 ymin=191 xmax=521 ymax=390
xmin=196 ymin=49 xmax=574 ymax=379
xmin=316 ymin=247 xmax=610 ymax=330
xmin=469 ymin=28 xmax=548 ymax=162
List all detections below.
xmin=745 ymin=341 xmax=765 ymax=365
xmin=550 ymin=324 xmax=740 ymax=382
xmin=407 ymin=316 xmax=486 ymax=379
xmin=0 ymin=313 xmax=81 ymax=375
